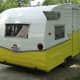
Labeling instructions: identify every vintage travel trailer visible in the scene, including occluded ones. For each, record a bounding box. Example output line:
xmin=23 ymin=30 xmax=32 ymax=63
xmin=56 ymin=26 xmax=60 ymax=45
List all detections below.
xmin=0 ymin=4 xmax=80 ymax=72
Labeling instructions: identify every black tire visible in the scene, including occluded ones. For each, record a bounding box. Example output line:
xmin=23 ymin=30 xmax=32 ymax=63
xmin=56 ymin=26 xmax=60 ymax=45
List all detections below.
xmin=61 ymin=56 xmax=73 ymax=67
xmin=65 ymin=56 xmax=73 ymax=66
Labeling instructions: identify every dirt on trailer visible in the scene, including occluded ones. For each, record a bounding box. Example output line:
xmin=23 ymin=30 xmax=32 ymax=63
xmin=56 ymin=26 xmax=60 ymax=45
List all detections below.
xmin=0 ymin=55 xmax=80 ymax=80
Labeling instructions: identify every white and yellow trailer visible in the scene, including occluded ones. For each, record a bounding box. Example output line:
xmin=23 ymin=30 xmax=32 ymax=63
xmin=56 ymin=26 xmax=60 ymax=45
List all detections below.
xmin=0 ymin=4 xmax=80 ymax=72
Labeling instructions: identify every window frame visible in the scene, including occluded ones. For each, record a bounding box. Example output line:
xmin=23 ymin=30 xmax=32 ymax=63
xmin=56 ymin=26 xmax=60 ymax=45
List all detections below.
xmin=5 ymin=24 xmax=30 ymax=39
xmin=55 ymin=25 xmax=65 ymax=40
xmin=43 ymin=11 xmax=61 ymax=20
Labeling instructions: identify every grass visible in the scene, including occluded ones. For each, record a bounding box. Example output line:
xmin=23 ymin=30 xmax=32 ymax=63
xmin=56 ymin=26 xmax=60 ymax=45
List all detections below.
xmin=73 ymin=76 xmax=80 ymax=80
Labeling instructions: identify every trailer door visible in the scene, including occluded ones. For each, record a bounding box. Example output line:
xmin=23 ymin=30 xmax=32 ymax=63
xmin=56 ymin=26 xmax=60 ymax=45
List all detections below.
xmin=72 ymin=8 xmax=80 ymax=56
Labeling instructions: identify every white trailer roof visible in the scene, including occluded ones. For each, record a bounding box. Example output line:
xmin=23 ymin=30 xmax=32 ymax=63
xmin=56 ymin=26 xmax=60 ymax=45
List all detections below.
xmin=0 ymin=4 xmax=79 ymax=24
xmin=0 ymin=8 xmax=45 ymax=24
xmin=0 ymin=5 xmax=59 ymax=23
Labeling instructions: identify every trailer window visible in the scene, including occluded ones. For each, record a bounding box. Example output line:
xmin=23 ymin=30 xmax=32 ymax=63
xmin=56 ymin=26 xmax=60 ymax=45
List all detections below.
xmin=43 ymin=11 xmax=60 ymax=20
xmin=5 ymin=24 xmax=29 ymax=38
xmin=55 ymin=25 xmax=65 ymax=40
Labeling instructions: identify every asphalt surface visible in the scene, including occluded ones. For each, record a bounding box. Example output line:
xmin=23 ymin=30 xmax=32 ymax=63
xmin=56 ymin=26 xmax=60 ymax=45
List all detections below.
xmin=0 ymin=55 xmax=80 ymax=80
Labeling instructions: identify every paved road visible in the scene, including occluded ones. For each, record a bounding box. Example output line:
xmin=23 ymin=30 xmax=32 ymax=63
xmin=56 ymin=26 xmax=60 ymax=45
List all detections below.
xmin=0 ymin=55 xmax=80 ymax=80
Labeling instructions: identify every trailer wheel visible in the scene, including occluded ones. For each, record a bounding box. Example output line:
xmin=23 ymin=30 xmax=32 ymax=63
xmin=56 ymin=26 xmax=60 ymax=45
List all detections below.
xmin=61 ymin=56 xmax=73 ymax=67
xmin=65 ymin=56 xmax=73 ymax=66
xmin=65 ymin=56 xmax=72 ymax=63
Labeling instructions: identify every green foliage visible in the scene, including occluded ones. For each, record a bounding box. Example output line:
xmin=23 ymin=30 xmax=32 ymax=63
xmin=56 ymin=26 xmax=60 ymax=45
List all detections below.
xmin=43 ymin=0 xmax=64 ymax=5
xmin=24 ymin=0 xmax=29 ymax=4
xmin=71 ymin=0 xmax=80 ymax=4
xmin=43 ymin=0 xmax=59 ymax=5
xmin=0 ymin=0 xmax=17 ymax=12
xmin=0 ymin=0 xmax=80 ymax=12
xmin=0 ymin=0 xmax=29 ymax=12
xmin=43 ymin=0 xmax=80 ymax=5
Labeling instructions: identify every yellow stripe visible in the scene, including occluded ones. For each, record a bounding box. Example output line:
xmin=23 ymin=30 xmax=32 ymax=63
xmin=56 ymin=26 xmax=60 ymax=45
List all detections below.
xmin=0 ymin=32 xmax=79 ymax=72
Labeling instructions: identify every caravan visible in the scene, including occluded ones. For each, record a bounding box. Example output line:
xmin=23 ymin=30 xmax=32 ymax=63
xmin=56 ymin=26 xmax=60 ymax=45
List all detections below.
xmin=0 ymin=4 xmax=80 ymax=72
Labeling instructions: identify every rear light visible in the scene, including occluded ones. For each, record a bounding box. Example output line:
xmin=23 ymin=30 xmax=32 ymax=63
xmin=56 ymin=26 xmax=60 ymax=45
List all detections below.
xmin=37 ymin=43 xmax=43 ymax=50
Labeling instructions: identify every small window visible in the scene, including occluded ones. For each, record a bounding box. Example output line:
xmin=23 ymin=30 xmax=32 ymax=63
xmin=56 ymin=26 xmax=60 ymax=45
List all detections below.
xmin=55 ymin=25 xmax=65 ymax=40
xmin=43 ymin=11 xmax=60 ymax=20
xmin=5 ymin=24 xmax=29 ymax=38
